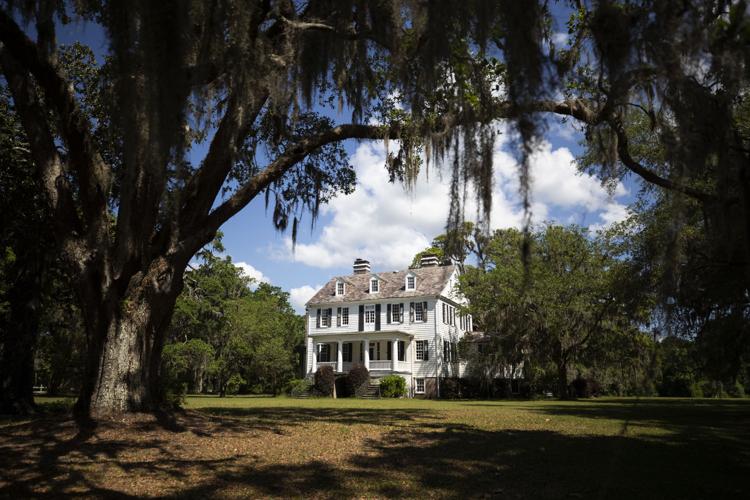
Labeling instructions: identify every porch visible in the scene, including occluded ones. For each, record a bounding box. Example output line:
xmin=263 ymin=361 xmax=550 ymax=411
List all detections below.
xmin=310 ymin=335 xmax=411 ymax=374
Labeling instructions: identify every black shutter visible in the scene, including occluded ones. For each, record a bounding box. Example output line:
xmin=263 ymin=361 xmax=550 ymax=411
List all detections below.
xmin=423 ymin=302 xmax=428 ymax=322
xmin=337 ymin=307 xmax=341 ymax=327
xmin=316 ymin=308 xmax=321 ymax=328
xmin=424 ymin=340 xmax=429 ymax=361
xmin=387 ymin=341 xmax=392 ymax=360
xmin=375 ymin=304 xmax=381 ymax=330
xmin=398 ymin=341 xmax=405 ymax=361
xmin=358 ymin=305 xmax=364 ymax=331
xmin=387 ymin=304 xmax=392 ymax=324
xmin=410 ymin=302 xmax=415 ymax=322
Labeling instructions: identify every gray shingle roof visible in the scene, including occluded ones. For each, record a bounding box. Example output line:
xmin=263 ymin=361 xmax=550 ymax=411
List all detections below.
xmin=306 ymin=264 xmax=456 ymax=306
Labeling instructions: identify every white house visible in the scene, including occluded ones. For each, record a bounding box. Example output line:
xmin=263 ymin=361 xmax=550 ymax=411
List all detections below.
xmin=304 ymin=255 xmax=473 ymax=397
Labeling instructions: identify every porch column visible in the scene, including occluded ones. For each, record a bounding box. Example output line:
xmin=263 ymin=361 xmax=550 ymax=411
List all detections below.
xmin=311 ymin=341 xmax=318 ymax=373
xmin=364 ymin=339 xmax=370 ymax=370
xmin=392 ymin=339 xmax=398 ymax=371
xmin=337 ymin=340 xmax=343 ymax=373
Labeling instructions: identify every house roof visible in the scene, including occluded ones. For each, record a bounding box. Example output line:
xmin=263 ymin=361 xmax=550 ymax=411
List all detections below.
xmin=306 ymin=264 xmax=456 ymax=306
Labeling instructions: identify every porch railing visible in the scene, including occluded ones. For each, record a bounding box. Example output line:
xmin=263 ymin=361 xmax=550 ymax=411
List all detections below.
xmin=315 ymin=360 xmax=407 ymax=372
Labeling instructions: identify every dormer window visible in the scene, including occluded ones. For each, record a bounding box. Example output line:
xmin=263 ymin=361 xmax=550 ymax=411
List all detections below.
xmin=336 ymin=281 xmax=345 ymax=296
xmin=370 ymin=277 xmax=379 ymax=293
xmin=406 ymin=274 xmax=416 ymax=290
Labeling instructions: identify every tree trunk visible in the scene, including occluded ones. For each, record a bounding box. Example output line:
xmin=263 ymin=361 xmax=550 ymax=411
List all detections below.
xmin=74 ymin=257 xmax=184 ymax=419
xmin=0 ymin=317 xmax=38 ymax=414
xmin=0 ymin=251 xmax=45 ymax=415
xmin=557 ymin=361 xmax=569 ymax=399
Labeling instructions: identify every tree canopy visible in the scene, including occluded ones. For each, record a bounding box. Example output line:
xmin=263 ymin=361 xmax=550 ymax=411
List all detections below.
xmin=2 ymin=0 xmax=750 ymax=415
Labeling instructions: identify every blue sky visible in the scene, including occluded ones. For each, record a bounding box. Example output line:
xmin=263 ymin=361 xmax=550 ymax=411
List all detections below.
xmin=54 ymin=13 xmax=637 ymax=313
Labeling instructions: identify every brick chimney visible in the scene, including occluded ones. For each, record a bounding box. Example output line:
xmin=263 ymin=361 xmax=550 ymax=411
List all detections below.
xmin=353 ymin=258 xmax=371 ymax=274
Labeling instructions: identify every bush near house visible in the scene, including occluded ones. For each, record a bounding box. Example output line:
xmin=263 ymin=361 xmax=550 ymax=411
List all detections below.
xmin=314 ymin=365 xmax=335 ymax=396
xmin=346 ymin=364 xmax=370 ymax=395
xmin=286 ymin=378 xmax=312 ymax=397
xmin=379 ymin=375 xmax=406 ymax=398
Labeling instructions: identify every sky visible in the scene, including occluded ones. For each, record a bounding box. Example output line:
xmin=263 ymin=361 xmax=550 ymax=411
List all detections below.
xmin=217 ymin=120 xmax=634 ymax=313
xmin=52 ymin=12 xmax=637 ymax=314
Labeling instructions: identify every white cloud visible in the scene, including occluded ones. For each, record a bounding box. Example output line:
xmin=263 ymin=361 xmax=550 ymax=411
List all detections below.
xmin=235 ymin=261 xmax=270 ymax=285
xmin=552 ymin=32 xmax=570 ymax=47
xmin=289 ymin=284 xmax=322 ymax=314
xmin=281 ymin=135 xmax=630 ymax=270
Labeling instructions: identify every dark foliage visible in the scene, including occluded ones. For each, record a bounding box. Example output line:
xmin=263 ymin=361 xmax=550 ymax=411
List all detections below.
xmin=314 ymin=366 xmax=335 ymax=397
xmin=346 ymin=364 xmax=370 ymax=396
xmin=569 ymin=377 xmax=602 ymax=399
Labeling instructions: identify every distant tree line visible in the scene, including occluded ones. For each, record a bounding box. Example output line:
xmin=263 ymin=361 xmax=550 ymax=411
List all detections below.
xmin=418 ymin=218 xmax=749 ymax=399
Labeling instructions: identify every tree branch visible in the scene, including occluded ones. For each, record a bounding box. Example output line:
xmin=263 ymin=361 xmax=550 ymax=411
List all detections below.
xmin=177 ymin=89 xmax=270 ymax=234
xmin=193 ymin=123 xmax=398 ymax=242
xmin=0 ymin=8 xmax=110 ymax=224
xmin=608 ymin=118 xmax=715 ymax=202
xmin=0 ymin=48 xmax=85 ymax=270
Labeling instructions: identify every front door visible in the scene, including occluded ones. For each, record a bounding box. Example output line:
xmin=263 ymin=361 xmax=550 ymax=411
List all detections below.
xmin=364 ymin=304 xmax=376 ymax=332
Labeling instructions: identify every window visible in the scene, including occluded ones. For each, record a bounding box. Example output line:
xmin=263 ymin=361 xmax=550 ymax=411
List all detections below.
xmin=376 ymin=341 xmax=381 ymax=360
xmin=343 ymin=343 xmax=352 ymax=362
xmin=416 ymin=340 xmax=429 ymax=361
xmin=443 ymin=304 xmax=455 ymax=325
xmin=415 ymin=302 xmax=425 ymax=322
xmin=391 ymin=303 xmax=401 ymax=323
xmin=370 ymin=277 xmax=379 ymax=293
xmin=415 ymin=378 xmax=425 ymax=394
xmin=319 ymin=344 xmax=330 ymax=362
xmin=336 ymin=281 xmax=345 ymax=296
xmin=364 ymin=304 xmax=376 ymax=324
xmin=443 ymin=341 xmax=457 ymax=362
xmin=406 ymin=275 xmax=415 ymax=290
xmin=398 ymin=340 xmax=405 ymax=361
xmin=321 ymin=308 xmax=331 ymax=327
xmin=342 ymin=307 xmax=349 ymax=326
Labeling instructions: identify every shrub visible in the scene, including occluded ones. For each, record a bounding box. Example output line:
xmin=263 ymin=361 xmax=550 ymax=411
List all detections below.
xmin=287 ymin=378 xmax=312 ymax=397
xmin=689 ymin=381 xmax=704 ymax=398
xmin=699 ymin=380 xmax=728 ymax=398
xmin=346 ymin=364 xmax=370 ymax=395
xmin=380 ymin=375 xmax=406 ymax=398
xmin=570 ymin=377 xmax=601 ymax=398
xmin=727 ymin=380 xmax=745 ymax=398
xmin=314 ymin=365 xmax=335 ymax=396
xmin=225 ymin=373 xmax=245 ymax=395
xmin=658 ymin=375 xmax=693 ymax=397
xmin=441 ymin=377 xmax=461 ymax=399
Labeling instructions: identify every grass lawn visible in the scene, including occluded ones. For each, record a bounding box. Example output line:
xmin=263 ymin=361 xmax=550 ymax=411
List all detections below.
xmin=1 ymin=396 xmax=748 ymax=498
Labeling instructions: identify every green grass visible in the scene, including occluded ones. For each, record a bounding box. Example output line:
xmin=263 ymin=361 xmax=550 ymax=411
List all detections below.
xmin=3 ymin=395 xmax=748 ymax=498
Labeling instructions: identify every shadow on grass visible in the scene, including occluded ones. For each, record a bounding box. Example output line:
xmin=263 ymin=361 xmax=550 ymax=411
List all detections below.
xmin=0 ymin=400 xmax=748 ymax=498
